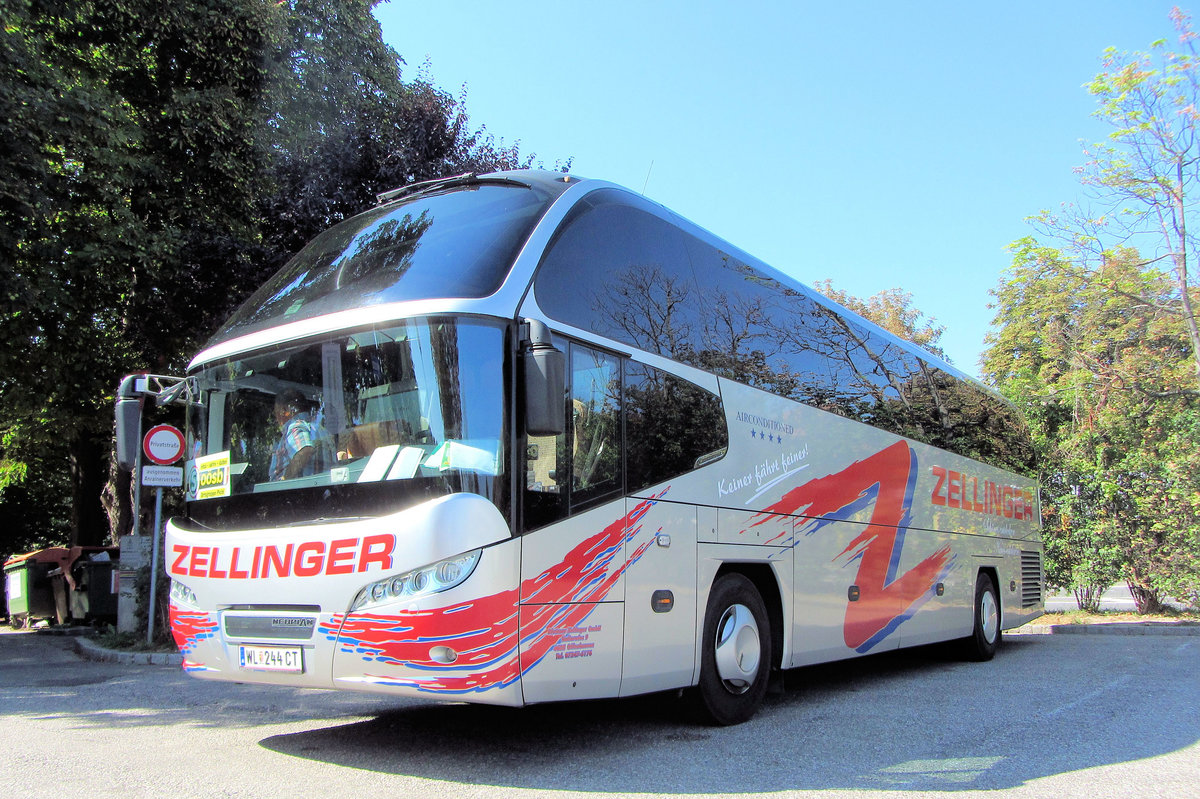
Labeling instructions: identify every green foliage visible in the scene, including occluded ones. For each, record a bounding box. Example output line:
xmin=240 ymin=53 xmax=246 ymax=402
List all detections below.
xmin=1 ymin=0 xmax=277 ymax=552
xmin=1035 ymin=8 xmax=1200 ymax=390
xmin=0 ymin=0 xmax=563 ymax=559
xmin=0 ymin=452 xmax=70 ymax=555
xmin=984 ymin=242 xmax=1200 ymax=612
xmin=988 ymin=11 xmax=1200 ymax=614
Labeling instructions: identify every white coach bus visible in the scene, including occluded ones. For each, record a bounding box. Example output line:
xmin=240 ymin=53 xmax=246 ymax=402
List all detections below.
xmin=150 ymin=170 xmax=1042 ymax=724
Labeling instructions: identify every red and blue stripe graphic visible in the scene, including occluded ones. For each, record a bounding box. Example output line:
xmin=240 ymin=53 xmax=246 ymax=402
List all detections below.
xmin=323 ymin=492 xmax=665 ymax=694
xmin=748 ymin=441 xmax=953 ymax=652
xmin=169 ymin=604 xmax=220 ymax=673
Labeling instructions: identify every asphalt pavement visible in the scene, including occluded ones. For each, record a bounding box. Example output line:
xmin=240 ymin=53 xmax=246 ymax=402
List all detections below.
xmin=1 ymin=627 xmax=1197 ymax=799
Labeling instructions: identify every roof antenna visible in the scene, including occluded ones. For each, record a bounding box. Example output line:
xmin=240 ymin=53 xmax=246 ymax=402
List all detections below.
xmin=641 ymin=160 xmax=654 ymax=195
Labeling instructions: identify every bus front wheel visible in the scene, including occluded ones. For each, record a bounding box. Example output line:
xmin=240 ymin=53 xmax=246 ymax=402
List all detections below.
xmin=690 ymin=573 xmax=772 ymax=725
xmin=962 ymin=573 xmax=1000 ymax=662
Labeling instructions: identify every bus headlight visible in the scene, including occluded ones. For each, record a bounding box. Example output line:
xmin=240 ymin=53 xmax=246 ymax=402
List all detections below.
xmin=170 ymin=580 xmax=198 ymax=607
xmin=350 ymin=549 xmax=482 ymax=612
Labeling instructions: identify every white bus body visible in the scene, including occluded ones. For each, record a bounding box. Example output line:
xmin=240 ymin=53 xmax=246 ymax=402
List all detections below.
xmin=165 ymin=171 xmax=1042 ymax=724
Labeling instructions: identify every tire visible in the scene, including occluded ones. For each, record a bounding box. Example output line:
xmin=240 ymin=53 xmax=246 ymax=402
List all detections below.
xmin=963 ymin=573 xmax=1000 ymax=662
xmin=690 ymin=573 xmax=772 ymax=725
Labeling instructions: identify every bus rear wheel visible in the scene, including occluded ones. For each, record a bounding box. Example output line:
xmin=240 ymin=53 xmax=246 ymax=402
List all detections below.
xmin=690 ymin=573 xmax=771 ymax=725
xmin=962 ymin=573 xmax=1000 ymax=662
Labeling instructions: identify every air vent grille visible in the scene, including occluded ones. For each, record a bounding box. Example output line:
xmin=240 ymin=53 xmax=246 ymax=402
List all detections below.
xmin=1020 ymin=550 xmax=1043 ymax=608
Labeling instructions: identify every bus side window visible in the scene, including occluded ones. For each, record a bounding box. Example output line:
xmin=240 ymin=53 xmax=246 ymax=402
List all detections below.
xmin=569 ymin=345 xmax=622 ymax=509
xmin=523 ymin=342 xmax=624 ymax=530
xmin=626 ymin=362 xmax=728 ymax=492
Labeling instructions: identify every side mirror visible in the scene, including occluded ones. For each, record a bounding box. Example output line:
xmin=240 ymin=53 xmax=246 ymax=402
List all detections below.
xmin=523 ymin=320 xmax=565 ymax=436
xmin=115 ymin=375 xmax=144 ymax=472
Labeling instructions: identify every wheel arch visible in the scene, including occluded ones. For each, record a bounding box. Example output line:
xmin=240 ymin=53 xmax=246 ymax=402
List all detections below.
xmin=976 ymin=565 xmax=1001 ymax=628
xmin=711 ymin=562 xmax=785 ymax=672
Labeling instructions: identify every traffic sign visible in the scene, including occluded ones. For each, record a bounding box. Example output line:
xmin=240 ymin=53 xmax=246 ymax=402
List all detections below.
xmin=143 ymin=424 xmax=185 ymax=465
xmin=142 ymin=465 xmax=183 ymax=487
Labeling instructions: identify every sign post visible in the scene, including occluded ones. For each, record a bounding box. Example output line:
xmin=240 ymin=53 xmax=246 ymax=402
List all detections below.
xmin=142 ymin=424 xmax=184 ymax=645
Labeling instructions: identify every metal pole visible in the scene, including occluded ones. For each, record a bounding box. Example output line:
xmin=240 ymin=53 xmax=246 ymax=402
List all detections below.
xmin=147 ymin=487 xmax=163 ymax=645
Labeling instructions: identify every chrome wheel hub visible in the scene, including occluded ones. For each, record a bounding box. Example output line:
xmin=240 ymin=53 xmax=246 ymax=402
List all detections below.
xmin=981 ymin=589 xmax=999 ymax=643
xmin=714 ymin=603 xmax=761 ymax=694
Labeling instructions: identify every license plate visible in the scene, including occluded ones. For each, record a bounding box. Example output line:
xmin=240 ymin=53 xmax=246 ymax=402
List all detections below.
xmin=239 ymin=645 xmax=303 ymax=673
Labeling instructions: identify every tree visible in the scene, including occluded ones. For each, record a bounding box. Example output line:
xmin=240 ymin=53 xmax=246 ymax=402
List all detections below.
xmin=1 ymin=0 xmax=276 ymax=551
xmin=984 ymin=241 xmax=1200 ymax=612
xmin=253 ymin=2 xmax=547 ymax=273
xmin=0 ymin=0 xmax=561 ymax=558
xmin=983 ymin=10 xmax=1200 ymax=613
xmin=1034 ymin=7 xmax=1200 ymax=391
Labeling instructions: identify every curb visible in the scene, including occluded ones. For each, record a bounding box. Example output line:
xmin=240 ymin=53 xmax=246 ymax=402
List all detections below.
xmin=73 ymin=636 xmax=184 ymax=666
xmin=1009 ymin=622 xmax=1200 ymax=637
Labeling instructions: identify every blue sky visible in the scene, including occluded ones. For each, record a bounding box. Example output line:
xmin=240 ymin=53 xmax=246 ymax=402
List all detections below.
xmin=375 ymin=1 xmax=1186 ymax=377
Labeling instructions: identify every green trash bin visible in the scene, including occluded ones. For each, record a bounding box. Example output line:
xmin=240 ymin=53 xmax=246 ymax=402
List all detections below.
xmin=4 ymin=548 xmax=68 ymax=628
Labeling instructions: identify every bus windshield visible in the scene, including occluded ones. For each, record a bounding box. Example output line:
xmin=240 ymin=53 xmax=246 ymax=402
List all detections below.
xmin=205 ymin=183 xmax=555 ymax=349
xmin=184 ymin=317 xmax=508 ymax=528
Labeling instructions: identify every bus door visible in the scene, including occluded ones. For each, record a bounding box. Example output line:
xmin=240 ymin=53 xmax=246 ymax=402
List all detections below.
xmin=518 ymin=343 xmax=627 ymax=703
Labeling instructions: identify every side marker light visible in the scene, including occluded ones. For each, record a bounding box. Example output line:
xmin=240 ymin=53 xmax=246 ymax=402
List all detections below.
xmin=651 ymin=590 xmax=674 ymax=613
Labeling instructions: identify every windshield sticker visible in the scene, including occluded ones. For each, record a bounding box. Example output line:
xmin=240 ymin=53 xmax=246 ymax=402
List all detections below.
xmin=194 ymin=451 xmax=231 ymax=500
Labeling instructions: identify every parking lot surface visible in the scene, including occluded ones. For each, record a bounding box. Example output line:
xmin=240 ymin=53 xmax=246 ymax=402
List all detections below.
xmin=1 ymin=629 xmax=1197 ymax=799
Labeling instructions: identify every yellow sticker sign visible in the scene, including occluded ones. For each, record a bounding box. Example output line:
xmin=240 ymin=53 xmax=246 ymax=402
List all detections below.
xmin=194 ymin=451 xmax=231 ymax=500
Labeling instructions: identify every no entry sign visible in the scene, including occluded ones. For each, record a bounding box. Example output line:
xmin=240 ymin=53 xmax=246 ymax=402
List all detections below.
xmin=143 ymin=424 xmax=185 ymax=465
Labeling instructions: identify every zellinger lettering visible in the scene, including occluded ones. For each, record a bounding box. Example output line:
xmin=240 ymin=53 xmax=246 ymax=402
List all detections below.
xmin=929 ymin=466 xmax=1035 ymax=521
xmin=169 ymin=534 xmax=396 ymax=579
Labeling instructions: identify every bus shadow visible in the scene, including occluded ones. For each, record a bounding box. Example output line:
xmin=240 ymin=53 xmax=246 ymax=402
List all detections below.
xmin=259 ymin=635 xmax=1199 ymax=793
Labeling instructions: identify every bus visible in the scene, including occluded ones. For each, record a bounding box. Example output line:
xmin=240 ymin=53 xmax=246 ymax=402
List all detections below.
xmin=144 ymin=170 xmax=1042 ymax=725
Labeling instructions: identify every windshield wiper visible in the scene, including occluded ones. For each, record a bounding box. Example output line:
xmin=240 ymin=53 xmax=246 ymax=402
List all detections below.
xmin=375 ymin=173 xmax=531 ymax=205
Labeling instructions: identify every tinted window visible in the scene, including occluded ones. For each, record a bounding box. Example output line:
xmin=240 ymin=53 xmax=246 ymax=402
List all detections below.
xmin=534 ymin=191 xmax=704 ymax=361
xmin=626 ymin=362 xmax=727 ymax=492
xmin=523 ymin=340 xmax=625 ymax=529
xmin=570 ymin=345 xmax=622 ymax=508
xmin=906 ymin=365 xmax=1036 ymax=474
xmin=534 ymin=187 xmax=1031 ymax=473
xmin=687 ymin=238 xmax=820 ymax=398
xmin=209 ymin=184 xmax=555 ymax=347
xmin=521 ymin=343 xmax=730 ymax=531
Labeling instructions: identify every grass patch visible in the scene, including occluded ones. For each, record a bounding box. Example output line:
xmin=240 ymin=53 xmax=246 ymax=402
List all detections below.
xmin=1029 ymin=608 xmax=1200 ymax=626
xmin=90 ymin=627 xmax=179 ymax=653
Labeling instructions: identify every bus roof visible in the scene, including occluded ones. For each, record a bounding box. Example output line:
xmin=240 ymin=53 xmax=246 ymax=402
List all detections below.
xmin=193 ymin=170 xmax=995 ymax=404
